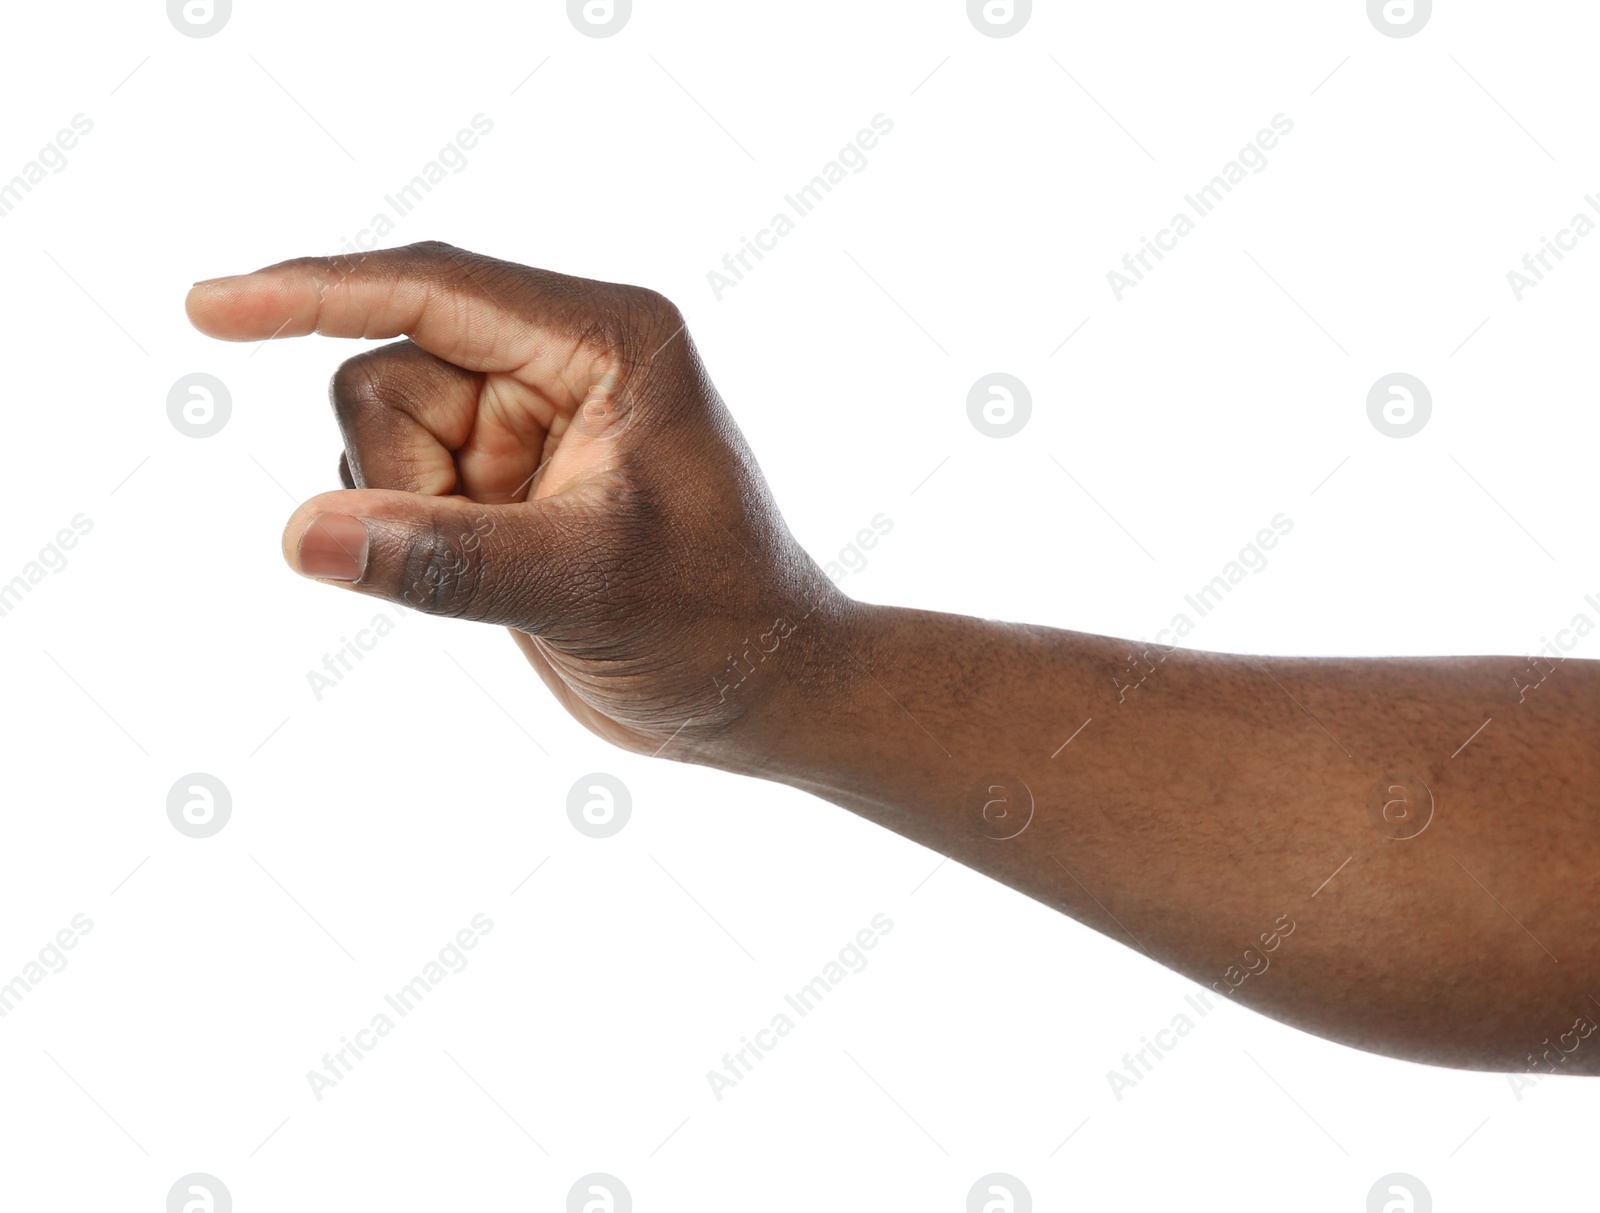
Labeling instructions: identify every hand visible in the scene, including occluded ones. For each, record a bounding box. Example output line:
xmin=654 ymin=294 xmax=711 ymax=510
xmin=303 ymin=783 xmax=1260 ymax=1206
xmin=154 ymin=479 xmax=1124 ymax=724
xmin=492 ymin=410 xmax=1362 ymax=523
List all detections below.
xmin=186 ymin=242 xmax=849 ymax=759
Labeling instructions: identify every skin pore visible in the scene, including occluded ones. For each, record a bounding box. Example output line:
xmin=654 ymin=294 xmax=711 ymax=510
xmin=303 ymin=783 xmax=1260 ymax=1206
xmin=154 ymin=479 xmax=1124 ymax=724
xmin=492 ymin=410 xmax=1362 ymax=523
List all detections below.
xmin=187 ymin=241 xmax=1599 ymax=1078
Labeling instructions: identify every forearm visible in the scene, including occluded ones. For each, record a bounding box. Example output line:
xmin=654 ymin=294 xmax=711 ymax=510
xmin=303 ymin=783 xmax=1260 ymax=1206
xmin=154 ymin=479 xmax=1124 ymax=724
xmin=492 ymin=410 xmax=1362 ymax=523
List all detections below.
xmin=718 ymin=600 xmax=1600 ymax=1073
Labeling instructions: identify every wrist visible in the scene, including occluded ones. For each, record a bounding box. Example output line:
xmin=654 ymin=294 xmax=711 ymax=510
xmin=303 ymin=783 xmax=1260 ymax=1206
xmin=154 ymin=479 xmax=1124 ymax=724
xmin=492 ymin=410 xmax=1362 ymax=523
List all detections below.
xmin=691 ymin=584 xmax=888 ymax=779
xmin=702 ymin=593 xmax=928 ymax=804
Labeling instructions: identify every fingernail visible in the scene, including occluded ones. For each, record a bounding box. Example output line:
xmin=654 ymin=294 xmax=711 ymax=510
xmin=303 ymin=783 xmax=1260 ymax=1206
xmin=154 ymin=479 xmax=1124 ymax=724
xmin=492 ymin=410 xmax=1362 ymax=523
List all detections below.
xmin=192 ymin=276 xmax=234 ymax=287
xmin=298 ymin=514 xmax=369 ymax=581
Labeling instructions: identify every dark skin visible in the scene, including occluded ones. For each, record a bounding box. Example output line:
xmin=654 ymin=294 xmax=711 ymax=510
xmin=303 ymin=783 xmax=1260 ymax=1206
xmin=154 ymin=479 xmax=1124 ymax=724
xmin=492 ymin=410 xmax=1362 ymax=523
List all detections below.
xmin=187 ymin=241 xmax=1600 ymax=1077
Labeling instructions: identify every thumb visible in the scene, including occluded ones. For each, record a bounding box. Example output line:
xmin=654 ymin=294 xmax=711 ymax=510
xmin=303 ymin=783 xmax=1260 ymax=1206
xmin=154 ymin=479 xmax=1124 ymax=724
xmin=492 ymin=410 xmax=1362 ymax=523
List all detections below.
xmin=283 ymin=488 xmax=574 ymax=627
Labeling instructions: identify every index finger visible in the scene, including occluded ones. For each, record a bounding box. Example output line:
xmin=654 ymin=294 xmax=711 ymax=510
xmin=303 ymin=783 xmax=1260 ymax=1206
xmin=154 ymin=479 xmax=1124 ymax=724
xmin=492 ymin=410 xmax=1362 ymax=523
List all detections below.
xmin=184 ymin=241 xmax=608 ymax=381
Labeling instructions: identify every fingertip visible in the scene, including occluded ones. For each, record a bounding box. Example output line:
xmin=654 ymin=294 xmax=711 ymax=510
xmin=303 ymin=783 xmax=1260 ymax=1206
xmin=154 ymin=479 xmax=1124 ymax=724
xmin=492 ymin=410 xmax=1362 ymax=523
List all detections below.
xmin=281 ymin=488 xmax=429 ymax=576
xmin=186 ymin=273 xmax=308 ymax=341
xmin=294 ymin=513 xmax=370 ymax=581
xmin=281 ymin=497 xmax=319 ymax=573
xmin=184 ymin=277 xmax=239 ymax=338
xmin=282 ymin=491 xmax=346 ymax=573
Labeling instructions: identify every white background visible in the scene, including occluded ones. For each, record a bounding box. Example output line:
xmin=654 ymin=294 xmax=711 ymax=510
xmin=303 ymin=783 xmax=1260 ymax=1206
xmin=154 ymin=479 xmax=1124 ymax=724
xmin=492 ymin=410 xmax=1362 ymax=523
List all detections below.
xmin=1 ymin=1 xmax=1595 ymax=1209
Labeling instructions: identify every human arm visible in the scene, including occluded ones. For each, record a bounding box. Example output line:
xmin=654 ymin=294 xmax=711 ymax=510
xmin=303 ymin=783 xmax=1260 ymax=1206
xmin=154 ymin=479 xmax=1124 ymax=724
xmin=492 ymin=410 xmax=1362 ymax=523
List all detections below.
xmin=186 ymin=243 xmax=1600 ymax=1075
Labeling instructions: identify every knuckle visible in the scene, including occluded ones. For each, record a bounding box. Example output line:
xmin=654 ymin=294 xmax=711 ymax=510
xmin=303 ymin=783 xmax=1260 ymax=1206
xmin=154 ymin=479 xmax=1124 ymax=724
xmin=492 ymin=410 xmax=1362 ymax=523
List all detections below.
xmin=329 ymin=352 xmax=385 ymax=410
xmin=312 ymin=252 xmax=375 ymax=302
xmin=589 ymin=285 xmax=686 ymax=380
xmin=628 ymin=285 xmax=684 ymax=336
xmin=631 ymin=284 xmax=680 ymax=318
xmin=396 ymin=515 xmax=488 ymax=618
